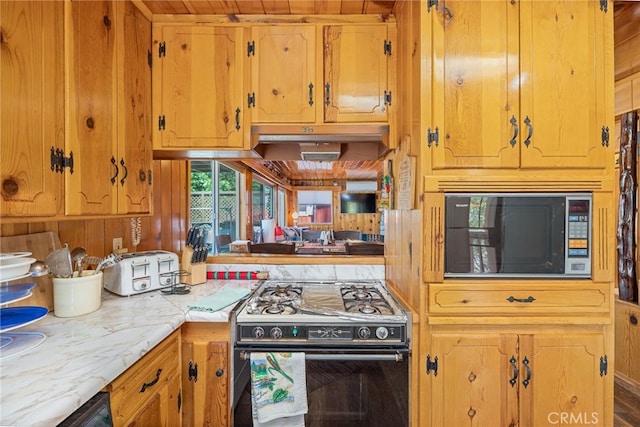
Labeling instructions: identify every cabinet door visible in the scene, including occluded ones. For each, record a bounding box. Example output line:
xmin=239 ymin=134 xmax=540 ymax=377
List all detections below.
xmin=428 ymin=333 xmax=519 ymax=427
xmin=118 ymin=1 xmax=152 ymax=214
xmin=430 ymin=0 xmax=520 ymax=169
xmin=0 ymin=0 xmax=64 ymax=217
xmin=519 ymin=333 xmax=607 ymax=426
xmin=182 ymin=340 xmax=229 ymax=427
xmin=66 ymin=0 xmax=117 ymax=215
xmin=323 ymin=24 xmax=390 ymax=123
xmin=250 ymin=25 xmax=316 ymax=123
xmin=154 ymin=25 xmax=247 ymax=149
xmin=519 ymin=0 xmax=609 ymax=169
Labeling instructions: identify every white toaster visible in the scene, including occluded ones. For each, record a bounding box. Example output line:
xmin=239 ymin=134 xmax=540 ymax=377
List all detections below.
xmin=103 ymin=250 xmax=180 ymax=296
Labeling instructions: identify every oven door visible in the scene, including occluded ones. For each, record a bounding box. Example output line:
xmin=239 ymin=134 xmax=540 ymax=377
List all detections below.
xmin=232 ymin=348 xmax=409 ymax=427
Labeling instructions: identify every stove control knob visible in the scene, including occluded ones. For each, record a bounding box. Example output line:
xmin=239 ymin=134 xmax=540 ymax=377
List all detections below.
xmin=270 ymin=327 xmax=283 ymax=340
xmin=252 ymin=327 xmax=265 ymax=339
xmin=357 ymin=327 xmax=371 ymax=339
xmin=375 ymin=327 xmax=389 ymax=340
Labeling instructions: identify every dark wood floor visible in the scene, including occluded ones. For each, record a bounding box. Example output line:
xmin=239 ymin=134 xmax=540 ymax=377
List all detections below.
xmin=615 ymin=377 xmax=640 ymax=427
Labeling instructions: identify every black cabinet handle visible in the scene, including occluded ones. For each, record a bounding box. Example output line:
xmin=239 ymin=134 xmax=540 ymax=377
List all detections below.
xmin=140 ymin=368 xmax=162 ymax=393
xmin=509 ymin=356 xmax=518 ymax=387
xmin=325 ymin=83 xmax=331 ymax=106
xmin=110 ymin=156 xmax=118 ymax=185
xmin=308 ymin=83 xmax=314 ymax=106
xmin=506 ymin=296 xmax=536 ymax=303
xmin=235 ymin=107 xmax=241 ymax=130
xmin=216 ymin=368 xmax=224 ymax=377
xmin=119 ymin=158 xmax=128 ymax=186
xmin=522 ymin=357 xmax=531 ymax=388
xmin=631 ymin=315 xmax=638 ymax=325
xmin=523 ymin=116 xmax=533 ymax=147
xmin=509 ymin=116 xmax=519 ymax=147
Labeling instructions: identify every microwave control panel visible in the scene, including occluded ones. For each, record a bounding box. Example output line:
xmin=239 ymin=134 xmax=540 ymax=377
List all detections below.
xmin=566 ymin=198 xmax=591 ymax=275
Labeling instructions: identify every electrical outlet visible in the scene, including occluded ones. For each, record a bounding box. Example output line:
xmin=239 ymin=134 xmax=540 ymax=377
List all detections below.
xmin=112 ymin=237 xmax=123 ymax=252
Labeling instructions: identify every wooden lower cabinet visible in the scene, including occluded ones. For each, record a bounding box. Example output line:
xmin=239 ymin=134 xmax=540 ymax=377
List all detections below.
xmin=108 ymin=330 xmax=182 ymax=427
xmin=615 ymin=298 xmax=640 ymax=385
xmin=181 ymin=322 xmax=230 ymax=427
xmin=425 ymin=327 xmax=609 ymax=427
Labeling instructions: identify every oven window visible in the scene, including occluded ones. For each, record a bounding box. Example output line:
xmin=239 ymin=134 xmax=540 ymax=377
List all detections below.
xmin=234 ymin=358 xmax=408 ymax=427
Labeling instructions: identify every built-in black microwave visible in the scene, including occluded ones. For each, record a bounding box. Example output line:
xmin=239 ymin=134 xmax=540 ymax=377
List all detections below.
xmin=444 ymin=193 xmax=592 ymax=278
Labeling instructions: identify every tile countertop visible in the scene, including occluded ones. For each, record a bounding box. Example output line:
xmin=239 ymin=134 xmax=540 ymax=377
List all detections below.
xmin=0 ymin=279 xmax=258 ymax=427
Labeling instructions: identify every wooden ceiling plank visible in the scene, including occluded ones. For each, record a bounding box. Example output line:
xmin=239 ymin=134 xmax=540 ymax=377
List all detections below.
xmin=261 ymin=0 xmax=291 ymax=14
xmin=363 ymin=0 xmax=394 ymax=14
xmin=288 ymin=0 xmax=316 ymax=15
xmin=314 ymin=0 xmax=343 ymax=14
xmin=235 ymin=0 xmax=266 ymax=14
xmin=340 ymin=0 xmax=365 ymax=14
xmin=142 ymin=0 xmax=190 ymax=14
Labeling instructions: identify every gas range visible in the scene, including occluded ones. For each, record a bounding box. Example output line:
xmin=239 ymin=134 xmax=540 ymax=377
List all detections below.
xmin=232 ymin=280 xmax=410 ymax=349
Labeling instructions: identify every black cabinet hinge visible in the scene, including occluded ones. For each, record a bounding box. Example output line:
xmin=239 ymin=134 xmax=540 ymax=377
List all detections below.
xmin=147 ymin=169 xmax=153 ymax=186
xmin=384 ymin=40 xmax=392 ymax=56
xmin=148 ymin=49 xmax=152 ymax=68
xmin=426 ymin=354 xmax=438 ymax=376
xmin=427 ymin=0 xmax=438 ymax=12
xmin=600 ymin=355 xmax=608 ymax=376
xmin=600 ymin=0 xmax=608 ymax=13
xmin=158 ymin=115 xmax=166 ymax=131
xmin=50 ymin=147 xmax=74 ymax=174
xmin=601 ymin=125 xmax=610 ymax=147
xmin=177 ymin=389 xmax=182 ymax=412
xmin=247 ymin=92 xmax=256 ymax=108
xmin=247 ymin=40 xmax=255 ymax=56
xmin=158 ymin=41 xmax=166 ymax=58
xmin=384 ymin=91 xmax=392 ymax=106
xmin=188 ymin=360 xmax=198 ymax=382
xmin=427 ymin=127 xmax=439 ymax=148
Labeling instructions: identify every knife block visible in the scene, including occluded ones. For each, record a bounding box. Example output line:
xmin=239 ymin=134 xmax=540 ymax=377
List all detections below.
xmin=181 ymin=248 xmax=207 ymax=285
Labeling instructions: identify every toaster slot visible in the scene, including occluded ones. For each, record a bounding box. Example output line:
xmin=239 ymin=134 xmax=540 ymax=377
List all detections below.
xmin=131 ymin=261 xmax=151 ymax=278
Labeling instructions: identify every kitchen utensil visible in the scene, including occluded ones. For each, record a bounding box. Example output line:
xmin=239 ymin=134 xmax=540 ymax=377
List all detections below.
xmin=93 ymin=253 xmax=121 ymax=275
xmin=45 ymin=247 xmax=73 ymax=278
xmin=28 ymin=261 xmax=49 ymax=277
xmin=70 ymin=247 xmax=87 ymax=275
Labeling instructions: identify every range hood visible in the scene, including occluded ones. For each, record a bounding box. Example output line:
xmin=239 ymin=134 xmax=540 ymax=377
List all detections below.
xmin=251 ymin=123 xmax=390 ymax=161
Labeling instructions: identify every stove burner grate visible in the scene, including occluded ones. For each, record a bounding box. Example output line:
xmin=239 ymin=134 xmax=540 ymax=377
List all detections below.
xmin=260 ymin=284 xmax=302 ymax=300
xmin=341 ymin=285 xmax=394 ymax=315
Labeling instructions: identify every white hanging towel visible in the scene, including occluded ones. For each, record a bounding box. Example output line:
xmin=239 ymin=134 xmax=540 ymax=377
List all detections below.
xmin=250 ymin=352 xmax=308 ymax=427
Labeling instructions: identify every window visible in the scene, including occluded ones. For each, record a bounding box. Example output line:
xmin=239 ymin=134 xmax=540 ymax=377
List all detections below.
xmin=252 ymin=179 xmax=274 ymax=226
xmin=296 ymin=190 xmax=333 ymax=224
xmin=190 ymin=161 xmax=240 ymax=253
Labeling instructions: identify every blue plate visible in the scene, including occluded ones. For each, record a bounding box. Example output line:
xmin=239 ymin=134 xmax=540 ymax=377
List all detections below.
xmin=0 ymin=283 xmax=36 ymax=304
xmin=0 ymin=306 xmax=48 ymax=333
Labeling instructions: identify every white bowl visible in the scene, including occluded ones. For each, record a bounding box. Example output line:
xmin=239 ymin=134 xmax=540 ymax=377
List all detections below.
xmin=0 ymin=257 xmax=36 ymax=282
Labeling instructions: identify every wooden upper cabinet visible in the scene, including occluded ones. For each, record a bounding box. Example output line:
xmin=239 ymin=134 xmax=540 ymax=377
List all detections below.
xmin=119 ymin=1 xmax=152 ymax=214
xmin=66 ymin=0 xmax=117 ymax=215
xmin=153 ymin=25 xmax=248 ymax=149
xmin=249 ymin=25 xmax=317 ymax=123
xmin=0 ymin=0 xmax=65 ymax=218
xmin=66 ymin=0 xmax=152 ymax=215
xmin=323 ymin=24 xmax=392 ymax=123
xmin=429 ymin=0 xmax=611 ymax=171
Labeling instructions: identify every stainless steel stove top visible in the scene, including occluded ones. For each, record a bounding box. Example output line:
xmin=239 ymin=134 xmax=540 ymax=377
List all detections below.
xmin=232 ymin=280 xmax=410 ymax=348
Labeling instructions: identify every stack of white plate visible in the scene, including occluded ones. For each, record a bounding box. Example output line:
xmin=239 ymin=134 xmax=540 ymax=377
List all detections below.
xmin=0 ymin=253 xmax=47 ymax=359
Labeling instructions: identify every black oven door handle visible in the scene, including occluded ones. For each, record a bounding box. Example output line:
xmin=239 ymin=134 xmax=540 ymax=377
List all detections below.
xmin=239 ymin=351 xmax=405 ymax=362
